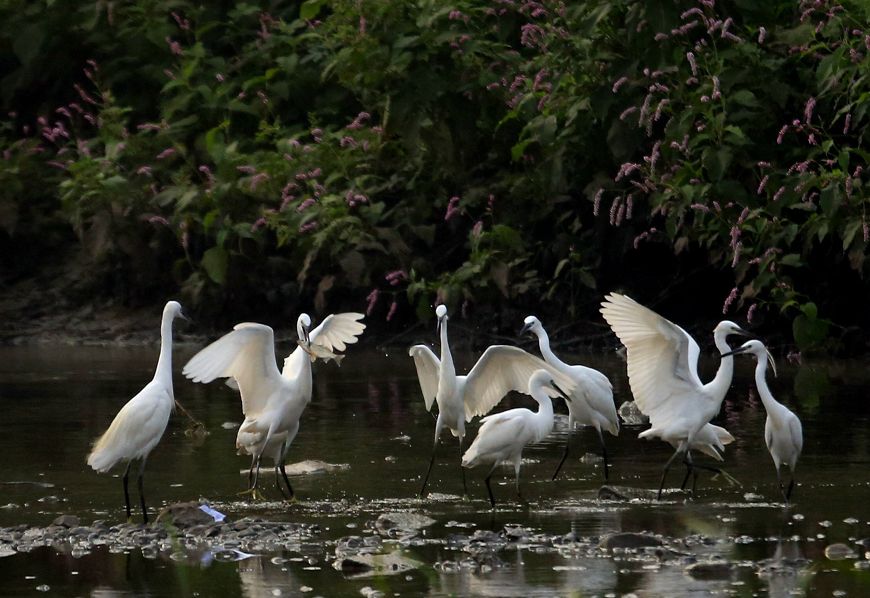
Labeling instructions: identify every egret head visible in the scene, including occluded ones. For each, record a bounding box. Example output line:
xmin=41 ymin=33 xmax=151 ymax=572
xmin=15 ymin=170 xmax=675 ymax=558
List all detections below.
xmin=715 ymin=320 xmax=751 ymax=339
xmin=297 ymin=313 xmax=312 ymax=345
xmin=722 ymin=339 xmax=778 ymax=377
xmin=520 ymin=315 xmax=542 ymax=337
xmin=435 ymin=304 xmax=448 ymax=334
xmin=164 ymin=300 xmax=188 ymax=321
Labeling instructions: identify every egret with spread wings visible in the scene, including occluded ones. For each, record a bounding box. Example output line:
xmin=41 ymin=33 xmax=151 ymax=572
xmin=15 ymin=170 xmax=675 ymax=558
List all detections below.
xmin=409 ymin=304 xmax=573 ymax=498
xmin=600 ymin=292 xmax=749 ymax=499
xmin=183 ymin=313 xmax=365 ymax=498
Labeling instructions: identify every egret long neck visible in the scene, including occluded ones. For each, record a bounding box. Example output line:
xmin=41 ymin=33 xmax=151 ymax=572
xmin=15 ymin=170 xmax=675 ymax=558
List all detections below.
xmin=439 ymin=318 xmax=455 ymax=380
xmin=532 ymin=392 xmax=555 ymax=441
xmin=154 ymin=310 xmax=175 ymax=386
xmin=704 ymin=331 xmax=736 ymax=405
xmin=536 ymin=328 xmax=568 ymax=370
xmin=753 ymin=358 xmax=780 ymax=413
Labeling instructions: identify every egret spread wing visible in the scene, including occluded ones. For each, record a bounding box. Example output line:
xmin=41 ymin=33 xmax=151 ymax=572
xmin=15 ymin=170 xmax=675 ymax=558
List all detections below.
xmin=282 ymin=312 xmax=366 ymax=378
xmin=182 ymin=323 xmax=282 ymax=416
xmin=600 ymin=293 xmax=703 ymax=422
xmin=309 ymin=312 xmax=366 ymax=352
xmin=463 ymin=345 xmax=574 ymax=422
xmin=409 ymin=345 xmax=440 ymax=411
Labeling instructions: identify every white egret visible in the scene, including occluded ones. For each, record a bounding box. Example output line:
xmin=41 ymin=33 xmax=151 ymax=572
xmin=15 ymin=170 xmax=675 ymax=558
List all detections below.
xmin=409 ymin=304 xmax=574 ymax=497
xmin=461 ymin=369 xmax=570 ymax=507
xmin=520 ymin=315 xmax=618 ymax=480
xmin=183 ymin=313 xmax=365 ymax=498
xmin=600 ymin=292 xmax=750 ymax=498
xmin=86 ymin=300 xmax=186 ymax=523
xmin=724 ymin=339 xmax=803 ymax=502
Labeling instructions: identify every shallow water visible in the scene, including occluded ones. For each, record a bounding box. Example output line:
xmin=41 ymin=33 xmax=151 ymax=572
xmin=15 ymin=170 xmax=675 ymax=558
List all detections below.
xmin=1 ymin=342 xmax=870 ymax=596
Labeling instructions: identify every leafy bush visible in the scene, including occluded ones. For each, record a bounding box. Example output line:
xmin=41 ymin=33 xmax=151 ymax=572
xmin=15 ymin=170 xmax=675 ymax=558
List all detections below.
xmin=0 ymin=0 xmax=867 ymax=352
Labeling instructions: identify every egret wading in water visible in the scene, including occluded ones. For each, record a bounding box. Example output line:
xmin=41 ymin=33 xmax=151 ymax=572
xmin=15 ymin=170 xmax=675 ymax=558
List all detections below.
xmin=183 ymin=313 xmax=365 ymax=499
xmin=520 ymin=316 xmax=618 ymax=480
xmin=86 ymin=300 xmax=186 ymax=524
xmin=724 ymin=340 xmax=802 ymax=502
xmin=409 ymin=305 xmax=574 ymax=498
xmin=461 ymin=369 xmax=571 ymax=507
xmin=600 ymin=292 xmax=750 ymax=499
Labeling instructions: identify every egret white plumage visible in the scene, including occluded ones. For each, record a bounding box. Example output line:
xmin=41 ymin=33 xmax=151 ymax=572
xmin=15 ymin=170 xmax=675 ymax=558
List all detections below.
xmin=600 ymin=292 xmax=750 ymax=499
xmin=86 ymin=300 xmax=186 ymax=523
xmin=724 ymin=339 xmax=803 ymax=502
xmin=183 ymin=312 xmax=365 ymax=498
xmin=520 ymin=315 xmax=618 ymax=480
xmin=409 ymin=305 xmax=574 ymax=497
xmin=461 ymin=369 xmax=570 ymax=507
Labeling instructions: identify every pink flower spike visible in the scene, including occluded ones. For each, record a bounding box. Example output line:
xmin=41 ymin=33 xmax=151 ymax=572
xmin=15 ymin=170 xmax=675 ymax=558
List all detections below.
xmin=386 ymin=301 xmax=398 ymax=322
xmin=156 ymin=147 xmax=176 ymax=160
xmin=366 ymin=289 xmax=379 ymax=316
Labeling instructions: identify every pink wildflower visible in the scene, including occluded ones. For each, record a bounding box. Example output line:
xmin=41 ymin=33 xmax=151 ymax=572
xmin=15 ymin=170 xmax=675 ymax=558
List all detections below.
xmin=386 ymin=301 xmax=398 ymax=322
xmin=366 ymin=289 xmax=379 ymax=316
xmin=722 ymin=287 xmax=738 ymax=314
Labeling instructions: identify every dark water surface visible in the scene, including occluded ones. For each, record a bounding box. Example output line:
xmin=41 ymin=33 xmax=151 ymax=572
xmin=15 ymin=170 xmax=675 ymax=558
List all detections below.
xmin=1 ymin=343 xmax=870 ymax=596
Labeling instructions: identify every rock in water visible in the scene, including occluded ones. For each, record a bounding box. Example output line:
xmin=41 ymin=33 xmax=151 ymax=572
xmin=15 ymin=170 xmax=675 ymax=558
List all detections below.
xmin=825 ymin=543 xmax=857 ymax=560
xmin=598 ymin=532 xmax=662 ymax=550
xmin=239 ymin=460 xmax=350 ymax=476
xmin=685 ymin=561 xmax=735 ymax=579
xmin=598 ymin=485 xmax=690 ymax=501
xmin=618 ymin=401 xmax=649 ymax=425
xmin=333 ymin=551 xmax=423 ymax=578
xmin=156 ymin=502 xmax=226 ymax=528
xmin=51 ymin=515 xmax=80 ymax=528
xmin=376 ymin=512 xmax=436 ymax=534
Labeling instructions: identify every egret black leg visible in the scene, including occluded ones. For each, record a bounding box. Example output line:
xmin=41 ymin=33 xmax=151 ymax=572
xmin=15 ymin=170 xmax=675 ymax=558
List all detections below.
xmin=684 ymin=450 xmax=697 ymax=494
xmin=484 ymin=463 xmax=499 ymax=508
xmin=251 ymin=453 xmax=263 ymax=491
xmin=458 ymin=436 xmax=468 ymax=496
xmin=679 ymin=465 xmax=692 ymax=490
xmin=786 ymin=476 xmax=795 ymax=502
xmin=278 ymin=462 xmax=294 ymax=499
xmin=247 ymin=454 xmax=256 ymax=490
xmin=598 ymin=428 xmax=610 ymax=481
xmin=420 ymin=441 xmax=438 ymax=498
xmin=122 ymin=461 xmax=133 ymax=520
xmin=657 ymin=447 xmax=685 ymax=500
xmin=552 ymin=435 xmax=571 ymax=481
xmin=776 ymin=467 xmax=793 ymax=504
xmin=137 ymin=459 xmax=148 ymax=524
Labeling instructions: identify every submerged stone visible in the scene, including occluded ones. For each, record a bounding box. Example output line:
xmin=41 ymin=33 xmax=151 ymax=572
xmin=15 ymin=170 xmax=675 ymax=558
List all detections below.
xmin=598 ymin=485 xmax=689 ymax=501
xmin=685 ymin=560 xmax=735 ymax=579
xmin=52 ymin=515 xmax=80 ymax=528
xmin=333 ymin=551 xmax=423 ymax=578
xmin=598 ymin=532 xmax=662 ymax=551
xmin=824 ymin=543 xmax=857 ymax=560
xmin=375 ymin=512 xmax=435 ymax=534
xmin=156 ymin=502 xmax=223 ymax=528
xmin=284 ymin=460 xmax=350 ymax=476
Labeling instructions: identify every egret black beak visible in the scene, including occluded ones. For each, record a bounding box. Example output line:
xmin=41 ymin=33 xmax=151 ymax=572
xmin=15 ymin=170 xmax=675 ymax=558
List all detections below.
xmin=436 ymin=317 xmax=441 ymax=336
xmin=551 ymin=381 xmax=571 ymax=403
xmin=304 ymin=326 xmax=311 ymax=346
xmin=179 ymin=311 xmax=193 ymax=325
xmin=519 ymin=322 xmax=533 ymax=337
xmin=722 ymin=345 xmax=750 ymax=358
xmin=735 ymin=326 xmax=752 ymax=337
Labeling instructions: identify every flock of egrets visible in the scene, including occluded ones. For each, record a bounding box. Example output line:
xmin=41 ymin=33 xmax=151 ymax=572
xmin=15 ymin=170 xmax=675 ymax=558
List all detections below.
xmin=85 ymin=293 xmax=802 ymax=523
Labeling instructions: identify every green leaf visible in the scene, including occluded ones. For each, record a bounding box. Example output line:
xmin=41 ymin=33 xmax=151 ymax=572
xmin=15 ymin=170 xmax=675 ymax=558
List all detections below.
xmin=201 ymin=246 xmax=228 ymax=285
xmin=300 ymin=0 xmax=326 ymax=20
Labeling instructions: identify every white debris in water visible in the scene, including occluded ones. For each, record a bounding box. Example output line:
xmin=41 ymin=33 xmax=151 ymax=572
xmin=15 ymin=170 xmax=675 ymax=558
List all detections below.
xmin=221 ymin=422 xmax=238 ymax=429
xmin=844 ymin=517 xmax=859 ymax=524
xmin=819 ymin=520 xmax=832 ymax=528
xmin=792 ymin=513 xmax=805 ymax=521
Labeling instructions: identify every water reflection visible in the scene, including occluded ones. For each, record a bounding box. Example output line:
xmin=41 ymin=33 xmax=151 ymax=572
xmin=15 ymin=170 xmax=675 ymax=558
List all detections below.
xmin=2 ymin=346 xmax=870 ymax=596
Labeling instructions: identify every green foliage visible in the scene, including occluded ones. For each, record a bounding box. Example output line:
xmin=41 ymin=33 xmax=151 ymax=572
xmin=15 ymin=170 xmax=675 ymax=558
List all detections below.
xmin=0 ymin=0 xmax=868 ymax=350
